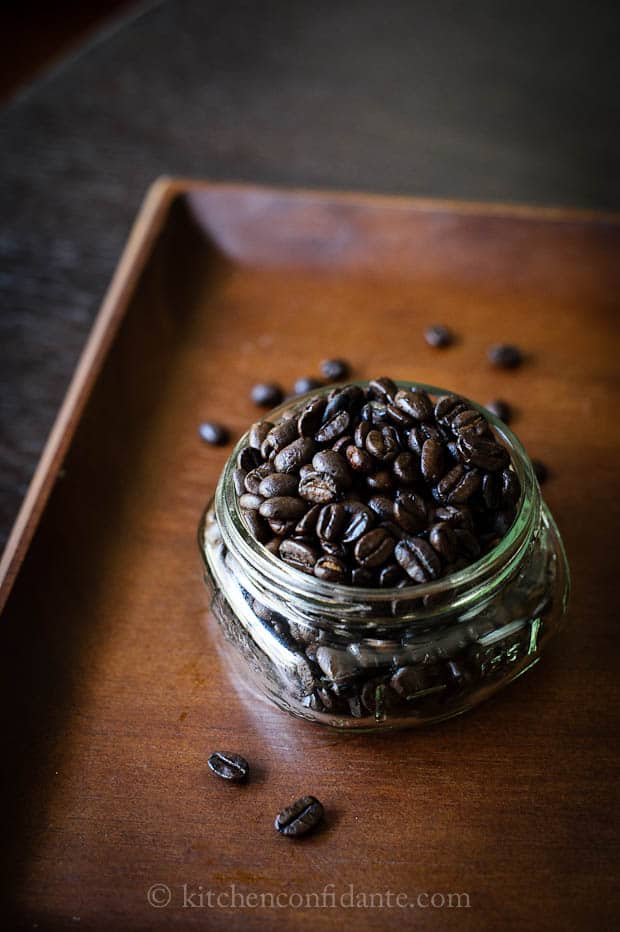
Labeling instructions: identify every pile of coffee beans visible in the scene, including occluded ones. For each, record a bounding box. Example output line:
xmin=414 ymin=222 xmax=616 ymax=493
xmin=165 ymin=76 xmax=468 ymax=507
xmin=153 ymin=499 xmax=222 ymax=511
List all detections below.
xmin=232 ymin=377 xmax=521 ymax=587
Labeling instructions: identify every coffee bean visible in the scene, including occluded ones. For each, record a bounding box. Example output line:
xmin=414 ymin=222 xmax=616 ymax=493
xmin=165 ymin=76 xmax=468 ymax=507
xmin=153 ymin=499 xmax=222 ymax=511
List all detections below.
xmin=312 ymin=450 xmax=352 ymax=489
xmin=316 ymin=503 xmax=346 ymax=541
xmin=368 ymin=376 xmax=397 ymax=403
xmin=429 ymin=522 xmax=457 ymax=562
xmin=323 ymin=385 xmax=365 ymax=421
xmin=332 ymin=434 xmax=353 ymax=453
xmin=351 ymin=567 xmax=375 ymax=586
xmin=251 ymin=383 xmax=283 ymax=407
xmin=249 ymin=420 xmax=274 ymax=450
xmin=482 ymin=472 xmax=502 ymax=510
xmin=298 ymin=471 xmax=340 ymax=504
xmin=199 ymin=422 xmax=230 ymax=445
xmin=346 ymin=445 xmax=374 ymax=473
xmin=532 ymin=459 xmax=549 ymax=483
xmin=420 ymin=439 xmax=445 ymax=482
xmin=266 ymin=418 xmax=298 ymax=453
xmin=501 ymin=468 xmax=521 ymax=506
xmin=233 ymin=468 xmax=247 ymax=495
xmin=294 ymin=377 xmax=323 ymax=395
xmin=259 ymin=473 xmax=299 ymax=498
xmin=320 ymin=358 xmax=350 ymax=380
xmin=436 ymin=464 xmax=481 ymax=504
xmin=239 ymin=492 xmax=265 ymax=511
xmin=244 ymin=464 xmax=272 ymax=494
xmin=394 ymin=389 xmax=434 ymax=422
xmin=457 ymin=433 xmax=509 ymax=471
xmin=424 ymin=324 xmax=453 ymax=347
xmin=379 ymin=563 xmax=404 ymax=587
xmin=259 ymin=497 xmax=307 ymax=521
xmin=451 ymin=408 xmax=489 ymax=438
xmin=242 ymin=509 xmax=270 ymax=543
xmin=434 ymin=394 xmax=468 ymax=427
xmin=365 ymin=426 xmax=399 ymax=462
xmin=395 ymin=537 xmax=441 ymax=582
xmin=295 ymin=503 xmax=322 ymax=536
xmin=394 ymin=491 xmax=427 ymax=533
xmin=368 ymin=495 xmax=394 ymax=522
xmin=274 ymin=437 xmax=316 ymax=473
xmin=315 ymin=555 xmax=347 ymax=582
xmin=315 ymin=410 xmax=350 ymax=443
xmin=392 ymin=452 xmax=419 ymax=484
xmin=298 ymin=397 xmax=327 ymax=437
xmin=341 ymin=503 xmax=375 ymax=543
xmin=485 ymin=399 xmax=512 ymax=423
xmin=274 ymin=795 xmax=324 ymax=837
xmin=279 ymin=538 xmax=320 ymax=573
xmin=354 ymin=528 xmax=395 ymax=567
xmin=488 ymin=344 xmax=523 ymax=368
xmin=366 ymin=470 xmax=393 ymax=492
xmin=208 ymin=751 xmax=249 ymax=782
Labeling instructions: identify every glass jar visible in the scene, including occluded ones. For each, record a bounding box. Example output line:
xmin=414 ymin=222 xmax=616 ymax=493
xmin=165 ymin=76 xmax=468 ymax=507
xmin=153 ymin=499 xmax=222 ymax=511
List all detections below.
xmin=198 ymin=382 xmax=570 ymax=731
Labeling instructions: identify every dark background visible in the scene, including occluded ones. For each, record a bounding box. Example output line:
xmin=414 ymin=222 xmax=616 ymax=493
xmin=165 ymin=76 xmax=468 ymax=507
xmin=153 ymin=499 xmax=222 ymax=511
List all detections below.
xmin=1 ymin=0 xmax=619 ymax=548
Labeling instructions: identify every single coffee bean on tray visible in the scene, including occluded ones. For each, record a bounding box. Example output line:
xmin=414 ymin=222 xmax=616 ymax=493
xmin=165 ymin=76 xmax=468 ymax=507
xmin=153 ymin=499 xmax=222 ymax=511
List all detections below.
xmin=208 ymin=751 xmax=249 ymax=782
xmin=231 ymin=377 xmax=522 ymax=587
xmin=251 ymin=383 xmax=284 ymax=407
xmin=488 ymin=344 xmax=523 ymax=369
xmin=424 ymin=324 xmax=453 ymax=348
xmin=274 ymin=795 xmax=324 ymax=837
xmin=199 ymin=422 xmax=230 ymax=446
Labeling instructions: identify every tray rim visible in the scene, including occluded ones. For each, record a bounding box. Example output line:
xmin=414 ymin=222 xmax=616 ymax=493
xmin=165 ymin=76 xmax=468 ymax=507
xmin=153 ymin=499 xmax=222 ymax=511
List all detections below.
xmin=1 ymin=176 xmax=619 ymax=613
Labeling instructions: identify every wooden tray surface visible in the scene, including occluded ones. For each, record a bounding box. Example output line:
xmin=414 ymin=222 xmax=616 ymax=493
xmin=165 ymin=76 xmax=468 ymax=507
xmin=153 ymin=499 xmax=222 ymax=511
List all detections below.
xmin=1 ymin=181 xmax=619 ymax=931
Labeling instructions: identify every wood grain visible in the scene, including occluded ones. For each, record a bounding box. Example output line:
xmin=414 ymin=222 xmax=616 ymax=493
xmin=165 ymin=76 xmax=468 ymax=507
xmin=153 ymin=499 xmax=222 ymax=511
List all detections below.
xmin=1 ymin=181 xmax=619 ymax=931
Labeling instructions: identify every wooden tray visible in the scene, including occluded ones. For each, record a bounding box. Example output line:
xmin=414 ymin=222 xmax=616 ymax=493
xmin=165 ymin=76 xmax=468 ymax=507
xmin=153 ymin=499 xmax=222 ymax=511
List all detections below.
xmin=1 ymin=180 xmax=618 ymax=931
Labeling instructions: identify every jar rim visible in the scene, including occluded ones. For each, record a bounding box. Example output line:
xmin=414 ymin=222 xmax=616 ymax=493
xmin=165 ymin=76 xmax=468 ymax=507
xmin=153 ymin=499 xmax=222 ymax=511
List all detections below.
xmin=209 ymin=380 xmax=539 ymax=612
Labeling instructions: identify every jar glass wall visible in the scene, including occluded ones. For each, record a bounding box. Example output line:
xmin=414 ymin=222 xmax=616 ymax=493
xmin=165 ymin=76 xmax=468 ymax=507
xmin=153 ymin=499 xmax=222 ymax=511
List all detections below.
xmin=199 ymin=382 xmax=570 ymax=731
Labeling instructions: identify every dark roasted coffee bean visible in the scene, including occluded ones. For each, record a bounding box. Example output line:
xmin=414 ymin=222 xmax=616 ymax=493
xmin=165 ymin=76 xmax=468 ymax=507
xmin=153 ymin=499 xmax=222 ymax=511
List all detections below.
xmin=320 ymin=541 xmax=347 ymax=558
xmin=501 ymin=468 xmax=521 ymax=507
xmin=342 ymin=503 xmax=375 ymax=543
xmin=233 ymin=468 xmax=247 ymax=495
xmin=392 ymin=452 xmax=419 ymax=484
xmin=268 ymin=518 xmax=297 ymax=536
xmin=366 ymin=470 xmax=393 ymax=492
xmin=354 ymin=419 xmax=371 ymax=447
xmin=446 ymin=440 xmax=461 ymax=461
xmin=379 ymin=563 xmax=404 ymax=587
xmin=316 ymin=503 xmax=345 ymax=541
xmin=485 ymin=399 xmax=512 ymax=423
xmin=433 ymin=505 xmax=474 ymax=530
xmin=266 ymin=418 xmax=298 ymax=453
xmin=314 ymin=555 xmax=347 ymax=582
xmin=298 ymin=471 xmax=339 ymax=504
xmin=242 ymin=509 xmax=270 ymax=543
xmin=315 ymin=410 xmax=350 ymax=443
xmin=424 ymin=324 xmax=453 ymax=348
xmin=249 ymin=420 xmax=274 ymax=449
xmin=346 ymin=445 xmax=374 ymax=473
xmin=394 ymin=389 xmax=434 ymax=422
xmin=239 ymin=492 xmax=265 ymax=511
xmin=368 ymin=376 xmax=397 ymax=403
xmin=395 ymin=537 xmax=441 ymax=583
xmin=482 ymin=472 xmax=502 ymax=510
xmin=294 ymin=376 xmax=323 ymax=395
xmin=244 ymin=463 xmax=272 ymax=494
xmin=332 ymin=434 xmax=353 ymax=453
xmin=259 ymin=496 xmax=307 ymax=521
xmin=451 ymin=408 xmax=489 ymax=437
xmin=532 ymin=459 xmax=549 ymax=483
xmin=386 ymin=403 xmax=414 ymax=429
xmin=251 ymin=383 xmax=283 ymax=407
xmin=394 ymin=491 xmax=427 ymax=533
xmin=434 ymin=394 xmax=469 ymax=427
xmin=275 ymin=795 xmax=324 ymax=837
xmin=429 ymin=522 xmax=457 ymax=562
xmin=312 ymin=450 xmax=352 ymax=489
xmin=354 ymin=528 xmax=395 ymax=567
xmin=208 ymin=751 xmax=249 ymax=782
xmin=420 ymin=439 xmax=445 ymax=482
xmin=368 ymin=495 xmax=394 ymax=522
xmin=365 ymin=426 xmax=399 ymax=462
xmin=351 ymin=566 xmax=375 ymax=586
xmin=457 ymin=433 xmax=509 ymax=471
xmin=274 ymin=437 xmax=315 ymax=473
xmin=297 ymin=397 xmax=327 ymax=437
xmin=295 ymin=503 xmax=322 ymax=536
xmin=259 ymin=473 xmax=299 ymax=498
xmin=407 ymin=425 xmax=425 ymax=454
xmin=199 ymin=421 xmax=230 ymax=445
xmin=488 ymin=344 xmax=523 ymax=369
xmin=320 ymin=358 xmax=350 ymax=380
xmin=360 ymin=400 xmax=390 ymax=425
xmin=322 ymin=385 xmax=364 ymax=421
xmin=436 ymin=464 xmax=481 ymax=504
xmin=279 ymin=538 xmax=320 ymax=573
xmin=237 ymin=444 xmax=262 ymax=471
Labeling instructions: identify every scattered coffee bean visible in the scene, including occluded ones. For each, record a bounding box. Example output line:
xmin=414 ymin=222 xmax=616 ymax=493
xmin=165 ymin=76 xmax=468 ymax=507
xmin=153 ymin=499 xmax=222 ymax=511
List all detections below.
xmin=199 ymin=422 xmax=230 ymax=446
xmin=485 ymin=399 xmax=512 ymax=423
xmin=274 ymin=795 xmax=324 ymax=837
xmin=208 ymin=751 xmax=249 ymax=782
xmin=251 ymin=383 xmax=284 ymax=407
xmin=532 ymin=459 xmax=549 ymax=483
xmin=424 ymin=324 xmax=454 ymax=348
xmin=488 ymin=344 xmax=523 ymax=369
xmin=320 ymin=358 xmax=350 ymax=381
xmin=294 ymin=377 xmax=323 ymax=395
